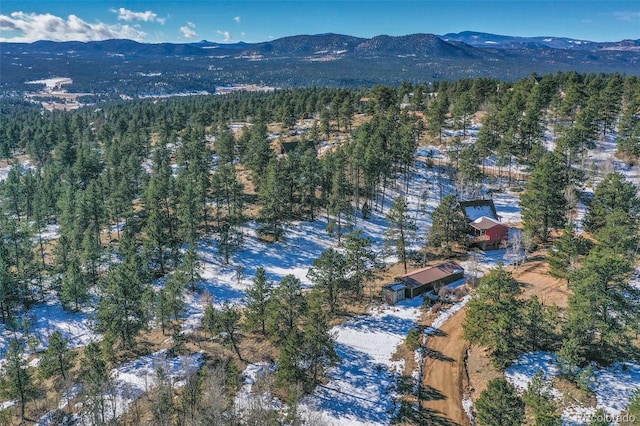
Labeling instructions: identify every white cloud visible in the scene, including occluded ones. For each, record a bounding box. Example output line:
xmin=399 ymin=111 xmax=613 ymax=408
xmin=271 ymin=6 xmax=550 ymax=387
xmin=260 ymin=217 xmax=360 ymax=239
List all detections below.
xmin=111 ymin=7 xmax=165 ymax=24
xmin=180 ymin=22 xmax=197 ymax=39
xmin=613 ymin=11 xmax=640 ymax=22
xmin=0 ymin=11 xmax=146 ymax=42
xmin=217 ymin=30 xmax=232 ymax=42
xmin=234 ymin=16 xmax=241 ymax=23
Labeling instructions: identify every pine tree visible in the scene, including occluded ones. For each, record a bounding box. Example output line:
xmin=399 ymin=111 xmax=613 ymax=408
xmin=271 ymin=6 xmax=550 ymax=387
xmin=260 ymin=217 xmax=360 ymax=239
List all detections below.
xmin=60 ymin=257 xmax=87 ymax=312
xmin=306 ymin=248 xmax=347 ymax=314
xmin=522 ymin=371 xmax=562 ymax=426
xmin=243 ymin=120 xmax=273 ymax=184
xmin=164 ymin=270 xmax=187 ymax=320
xmin=585 ymin=172 xmax=640 ymax=235
xmin=547 ymin=223 xmax=592 ymax=282
xmin=561 ymin=247 xmax=637 ymax=364
xmin=302 ymin=290 xmax=338 ymax=390
xmin=39 ymin=331 xmax=76 ymax=381
xmin=0 ymin=255 xmax=18 ymax=324
xmin=429 ymin=194 xmax=468 ymax=253
xmin=181 ymin=242 xmax=202 ymax=292
xmin=276 ymin=329 xmax=304 ymax=387
xmin=299 ymin=145 xmax=321 ymax=221
xmin=143 ymin=143 xmax=178 ymax=274
xmin=463 ymin=266 xmax=524 ymax=368
xmin=521 ymin=151 xmax=568 ymax=242
xmin=152 ymin=367 xmax=175 ymax=426
xmin=327 ymin=163 xmax=353 ymax=243
xmin=1 ymin=341 xmax=34 ymax=421
xmin=343 ymin=230 xmax=381 ymax=296
xmin=244 ymin=267 xmax=273 ymax=336
xmin=96 ymin=232 xmax=151 ymax=349
xmin=156 ymin=288 xmax=172 ymax=335
xmin=258 ymin=160 xmax=286 ymax=241
xmin=521 ymin=296 xmax=558 ymax=353
xmin=456 ymin=145 xmax=484 ymax=198
xmin=266 ymin=275 xmax=306 ymax=343
xmin=475 ymin=378 xmax=525 ymax=426
xmin=80 ymin=342 xmax=110 ymax=425
xmin=211 ymin=164 xmax=245 ymax=263
xmin=203 ymin=302 xmax=243 ymax=360
xmin=384 ymin=195 xmax=416 ymax=273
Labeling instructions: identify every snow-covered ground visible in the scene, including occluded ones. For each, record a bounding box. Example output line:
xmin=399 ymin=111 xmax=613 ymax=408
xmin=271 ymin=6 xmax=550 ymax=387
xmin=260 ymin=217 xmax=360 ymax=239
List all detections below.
xmin=0 ymin=297 xmax=99 ymax=359
xmin=235 ymin=362 xmax=283 ymax=413
xmin=5 ymin=115 xmax=638 ymax=424
xmin=506 ymin=351 xmax=640 ymax=425
xmin=497 ymin=128 xmax=640 ymax=426
xmin=37 ymin=349 xmax=203 ymax=424
xmin=301 ymin=298 xmax=423 ymax=425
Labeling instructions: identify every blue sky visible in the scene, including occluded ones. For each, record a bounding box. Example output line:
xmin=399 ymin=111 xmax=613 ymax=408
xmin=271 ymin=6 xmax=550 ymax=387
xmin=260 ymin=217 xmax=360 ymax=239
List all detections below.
xmin=1 ymin=1 xmax=639 ymax=43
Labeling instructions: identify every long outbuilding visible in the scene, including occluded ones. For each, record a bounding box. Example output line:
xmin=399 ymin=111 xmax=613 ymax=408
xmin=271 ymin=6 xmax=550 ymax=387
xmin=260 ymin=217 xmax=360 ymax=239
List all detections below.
xmin=382 ymin=262 xmax=465 ymax=303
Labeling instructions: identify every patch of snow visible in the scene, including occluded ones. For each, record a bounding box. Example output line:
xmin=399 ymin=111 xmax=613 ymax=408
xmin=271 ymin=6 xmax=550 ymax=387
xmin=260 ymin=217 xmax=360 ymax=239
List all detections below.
xmin=235 ymin=362 xmax=282 ymax=412
xmin=102 ymin=349 xmax=203 ymax=421
xmin=0 ymin=298 xmax=99 ymax=357
xmin=462 ymin=395 xmax=475 ymax=425
xmin=506 ymin=352 xmax=640 ymax=425
xmin=0 ymin=400 xmax=16 ymax=411
xmin=302 ymin=298 xmax=423 ymax=425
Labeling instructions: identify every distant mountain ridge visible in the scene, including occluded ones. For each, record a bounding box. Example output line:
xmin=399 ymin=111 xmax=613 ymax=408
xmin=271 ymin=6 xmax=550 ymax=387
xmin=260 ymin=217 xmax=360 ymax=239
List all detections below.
xmin=441 ymin=31 xmax=640 ymax=51
xmin=2 ymin=32 xmax=639 ymax=96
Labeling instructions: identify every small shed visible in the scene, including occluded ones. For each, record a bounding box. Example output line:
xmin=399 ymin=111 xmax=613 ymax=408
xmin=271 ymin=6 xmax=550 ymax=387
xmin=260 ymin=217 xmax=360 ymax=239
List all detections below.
xmin=469 ymin=216 xmax=509 ymax=250
xmin=396 ymin=262 xmax=465 ymax=299
xmin=381 ymin=283 xmax=407 ymax=305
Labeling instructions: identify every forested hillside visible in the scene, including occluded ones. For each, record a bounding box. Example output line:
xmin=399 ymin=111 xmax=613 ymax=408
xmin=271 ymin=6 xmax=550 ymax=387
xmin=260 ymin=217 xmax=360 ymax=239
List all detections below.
xmin=0 ymin=72 xmax=639 ymax=425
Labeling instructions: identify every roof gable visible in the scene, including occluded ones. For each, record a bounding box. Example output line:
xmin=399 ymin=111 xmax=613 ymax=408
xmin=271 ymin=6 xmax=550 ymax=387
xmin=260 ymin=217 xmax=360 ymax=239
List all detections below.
xmin=470 ymin=216 xmax=505 ymax=231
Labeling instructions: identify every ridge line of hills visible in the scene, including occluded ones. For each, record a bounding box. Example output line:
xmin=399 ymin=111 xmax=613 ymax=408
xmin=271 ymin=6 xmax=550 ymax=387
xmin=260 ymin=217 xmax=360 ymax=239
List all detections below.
xmin=2 ymin=32 xmax=639 ymax=95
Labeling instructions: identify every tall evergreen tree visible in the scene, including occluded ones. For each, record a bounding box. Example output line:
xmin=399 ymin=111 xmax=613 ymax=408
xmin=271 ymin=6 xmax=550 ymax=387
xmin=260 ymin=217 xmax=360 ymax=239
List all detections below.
xmin=203 ymin=302 xmax=243 ymax=361
xmin=561 ymin=247 xmax=637 ymax=365
xmin=463 ymin=266 xmax=524 ymax=367
xmin=521 ymin=151 xmax=568 ymax=242
xmin=39 ymin=331 xmax=76 ymax=381
xmin=258 ymin=160 xmax=286 ymax=242
xmin=306 ymin=248 xmax=348 ymax=314
xmin=60 ymin=257 xmax=87 ymax=312
xmin=96 ymin=232 xmax=151 ymax=349
xmin=384 ymin=195 xmax=416 ymax=273
xmin=429 ymin=194 xmax=467 ymax=252
xmin=301 ymin=290 xmax=338 ymax=390
xmin=244 ymin=267 xmax=273 ymax=336
xmin=584 ymin=172 xmax=640 ymax=234
xmin=1 ymin=341 xmax=34 ymax=421
xmin=266 ymin=275 xmax=306 ymax=343
xmin=343 ymin=230 xmax=381 ymax=296
xmin=547 ymin=224 xmax=591 ymax=282
xmin=80 ymin=342 xmax=110 ymax=425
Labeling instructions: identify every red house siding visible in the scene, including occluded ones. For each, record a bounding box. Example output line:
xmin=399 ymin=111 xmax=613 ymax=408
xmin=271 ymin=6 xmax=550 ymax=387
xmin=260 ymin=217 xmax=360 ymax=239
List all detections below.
xmin=486 ymin=224 xmax=509 ymax=242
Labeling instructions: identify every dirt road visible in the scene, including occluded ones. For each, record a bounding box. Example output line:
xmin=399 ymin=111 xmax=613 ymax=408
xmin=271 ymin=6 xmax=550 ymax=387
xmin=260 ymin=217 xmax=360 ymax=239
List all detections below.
xmin=420 ymin=259 xmax=569 ymax=426
xmin=421 ymin=307 xmax=470 ymax=426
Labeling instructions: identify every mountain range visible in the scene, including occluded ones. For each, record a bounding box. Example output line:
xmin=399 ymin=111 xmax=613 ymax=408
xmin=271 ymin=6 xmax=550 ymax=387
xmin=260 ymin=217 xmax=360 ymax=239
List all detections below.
xmin=2 ymin=32 xmax=639 ymax=97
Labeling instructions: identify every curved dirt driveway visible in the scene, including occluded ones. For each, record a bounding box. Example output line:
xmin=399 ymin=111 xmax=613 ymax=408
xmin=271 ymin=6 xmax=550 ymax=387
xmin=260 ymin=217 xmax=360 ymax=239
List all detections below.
xmin=422 ymin=307 xmax=470 ymax=426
